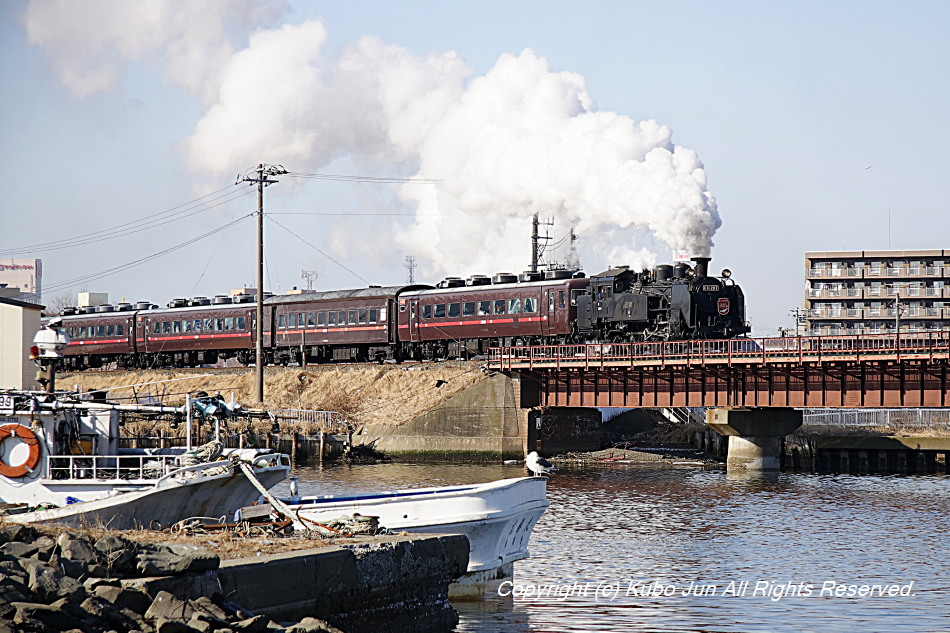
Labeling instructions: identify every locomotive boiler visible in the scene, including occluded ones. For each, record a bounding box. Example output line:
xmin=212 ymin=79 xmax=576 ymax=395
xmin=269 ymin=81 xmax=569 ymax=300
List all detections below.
xmin=575 ymin=256 xmax=750 ymax=342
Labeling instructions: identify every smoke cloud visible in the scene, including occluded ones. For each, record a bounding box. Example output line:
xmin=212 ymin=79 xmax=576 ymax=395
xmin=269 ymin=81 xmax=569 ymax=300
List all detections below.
xmin=26 ymin=5 xmax=721 ymax=279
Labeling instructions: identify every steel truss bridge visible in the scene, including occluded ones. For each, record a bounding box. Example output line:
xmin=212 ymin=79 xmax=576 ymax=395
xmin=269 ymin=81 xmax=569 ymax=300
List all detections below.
xmin=488 ymin=332 xmax=950 ymax=409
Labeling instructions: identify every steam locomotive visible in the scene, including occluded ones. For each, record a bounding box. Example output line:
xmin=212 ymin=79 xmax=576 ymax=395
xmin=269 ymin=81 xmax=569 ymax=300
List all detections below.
xmin=48 ymin=256 xmax=749 ymax=369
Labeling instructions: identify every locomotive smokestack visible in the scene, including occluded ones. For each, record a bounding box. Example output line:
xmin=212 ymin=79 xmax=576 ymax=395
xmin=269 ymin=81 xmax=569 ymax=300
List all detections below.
xmin=692 ymin=257 xmax=711 ymax=278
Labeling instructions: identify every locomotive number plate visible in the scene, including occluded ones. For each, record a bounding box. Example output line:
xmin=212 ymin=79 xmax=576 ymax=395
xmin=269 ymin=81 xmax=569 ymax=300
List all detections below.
xmin=702 ymin=285 xmax=719 ymax=291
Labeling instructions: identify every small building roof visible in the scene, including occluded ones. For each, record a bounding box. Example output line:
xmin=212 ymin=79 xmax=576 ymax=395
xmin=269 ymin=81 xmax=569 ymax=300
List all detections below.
xmin=0 ymin=296 xmax=44 ymax=311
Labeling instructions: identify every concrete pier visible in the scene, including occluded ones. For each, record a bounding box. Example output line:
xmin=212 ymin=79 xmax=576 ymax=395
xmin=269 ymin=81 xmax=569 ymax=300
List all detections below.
xmin=126 ymin=533 xmax=469 ymax=633
xmin=706 ymin=407 xmax=803 ymax=473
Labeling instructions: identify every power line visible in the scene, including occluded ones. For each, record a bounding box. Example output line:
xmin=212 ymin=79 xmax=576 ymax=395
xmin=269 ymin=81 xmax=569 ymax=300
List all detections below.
xmin=267 ymin=216 xmax=370 ymax=285
xmin=42 ymin=213 xmax=255 ymax=294
xmin=0 ymin=185 xmax=251 ymax=256
xmin=282 ymin=171 xmax=440 ymax=185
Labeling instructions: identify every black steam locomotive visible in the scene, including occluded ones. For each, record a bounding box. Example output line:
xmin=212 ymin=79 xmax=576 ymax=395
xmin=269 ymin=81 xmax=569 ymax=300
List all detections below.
xmin=575 ymin=257 xmax=749 ymax=342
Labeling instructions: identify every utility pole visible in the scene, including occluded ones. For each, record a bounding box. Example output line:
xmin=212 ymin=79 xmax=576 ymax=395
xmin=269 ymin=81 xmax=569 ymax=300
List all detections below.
xmin=530 ymin=214 xmax=539 ymax=273
xmin=404 ymin=255 xmax=417 ymax=284
xmin=238 ymin=163 xmax=286 ymax=404
xmin=529 ymin=213 xmax=553 ymax=273
xmin=789 ymin=307 xmax=808 ymax=337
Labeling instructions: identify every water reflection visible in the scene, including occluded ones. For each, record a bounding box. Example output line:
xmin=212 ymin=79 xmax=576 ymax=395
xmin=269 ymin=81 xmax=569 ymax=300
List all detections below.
xmin=286 ymin=462 xmax=950 ymax=633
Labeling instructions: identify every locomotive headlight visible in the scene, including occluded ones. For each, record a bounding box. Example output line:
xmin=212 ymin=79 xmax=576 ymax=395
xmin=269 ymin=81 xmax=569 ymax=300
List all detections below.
xmin=721 ymin=269 xmax=732 ymax=279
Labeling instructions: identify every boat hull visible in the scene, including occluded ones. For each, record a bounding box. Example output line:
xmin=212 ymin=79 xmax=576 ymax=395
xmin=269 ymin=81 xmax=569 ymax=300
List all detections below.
xmin=8 ymin=465 xmax=289 ymax=530
xmin=284 ymin=477 xmax=548 ymax=575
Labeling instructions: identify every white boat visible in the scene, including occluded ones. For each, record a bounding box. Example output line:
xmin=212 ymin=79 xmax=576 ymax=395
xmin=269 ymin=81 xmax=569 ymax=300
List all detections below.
xmin=0 ymin=390 xmax=291 ymax=530
xmin=275 ymin=476 xmax=548 ymax=595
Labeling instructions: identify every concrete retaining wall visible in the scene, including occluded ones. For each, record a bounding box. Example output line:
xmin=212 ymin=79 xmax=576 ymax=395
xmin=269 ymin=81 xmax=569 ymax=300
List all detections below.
xmin=354 ymin=373 xmax=526 ymax=461
xmin=126 ymin=534 xmax=469 ymax=633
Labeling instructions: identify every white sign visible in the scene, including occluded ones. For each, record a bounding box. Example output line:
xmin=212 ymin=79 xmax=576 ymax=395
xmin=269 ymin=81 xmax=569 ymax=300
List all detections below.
xmin=0 ymin=395 xmax=14 ymax=416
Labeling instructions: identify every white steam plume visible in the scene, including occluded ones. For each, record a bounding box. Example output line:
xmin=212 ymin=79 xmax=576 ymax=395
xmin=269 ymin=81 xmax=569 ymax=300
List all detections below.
xmin=23 ymin=0 xmax=286 ymax=102
xmin=26 ymin=7 xmax=721 ymax=278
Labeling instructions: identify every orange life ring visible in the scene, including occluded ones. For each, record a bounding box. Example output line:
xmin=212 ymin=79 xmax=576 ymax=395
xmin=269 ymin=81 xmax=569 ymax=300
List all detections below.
xmin=0 ymin=424 xmax=41 ymax=478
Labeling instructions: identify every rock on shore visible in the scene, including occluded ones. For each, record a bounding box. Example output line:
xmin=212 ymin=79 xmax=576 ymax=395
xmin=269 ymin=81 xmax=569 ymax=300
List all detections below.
xmin=0 ymin=523 xmax=342 ymax=633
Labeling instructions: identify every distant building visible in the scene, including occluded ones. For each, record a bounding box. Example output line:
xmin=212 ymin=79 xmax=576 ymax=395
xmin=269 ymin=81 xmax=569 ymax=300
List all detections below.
xmin=77 ymin=292 xmax=109 ymax=308
xmin=804 ymin=249 xmax=950 ymax=335
xmin=0 ymin=258 xmax=41 ymax=304
xmin=0 ymin=296 xmax=44 ymax=390
xmin=230 ymin=287 xmax=257 ymax=298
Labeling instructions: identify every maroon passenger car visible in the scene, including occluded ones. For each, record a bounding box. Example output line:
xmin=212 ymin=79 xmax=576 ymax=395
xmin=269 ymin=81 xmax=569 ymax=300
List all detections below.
xmin=396 ymin=273 xmax=590 ymax=359
xmin=265 ymin=286 xmax=431 ymax=364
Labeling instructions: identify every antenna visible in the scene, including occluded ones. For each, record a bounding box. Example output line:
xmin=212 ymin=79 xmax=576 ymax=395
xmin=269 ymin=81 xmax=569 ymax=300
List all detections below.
xmin=404 ymin=255 xmax=417 ymax=284
xmin=300 ymin=269 xmax=318 ymax=291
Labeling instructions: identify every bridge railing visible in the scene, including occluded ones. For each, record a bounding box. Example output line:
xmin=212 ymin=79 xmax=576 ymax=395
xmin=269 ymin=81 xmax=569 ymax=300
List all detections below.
xmin=488 ymin=331 xmax=950 ymax=370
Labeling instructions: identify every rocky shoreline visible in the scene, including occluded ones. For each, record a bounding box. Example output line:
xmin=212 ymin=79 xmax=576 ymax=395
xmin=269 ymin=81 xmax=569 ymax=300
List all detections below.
xmin=0 ymin=523 xmax=342 ymax=633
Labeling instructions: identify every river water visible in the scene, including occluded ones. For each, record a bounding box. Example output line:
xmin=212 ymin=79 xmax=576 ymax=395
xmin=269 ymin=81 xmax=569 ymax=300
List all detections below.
xmin=284 ymin=461 xmax=950 ymax=633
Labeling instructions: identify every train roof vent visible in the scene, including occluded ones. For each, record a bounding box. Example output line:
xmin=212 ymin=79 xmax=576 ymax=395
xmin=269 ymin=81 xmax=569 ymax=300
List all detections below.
xmin=520 ymin=271 xmax=543 ymax=282
xmin=439 ymin=277 xmax=465 ymax=288
xmin=135 ymin=301 xmax=152 ymax=310
xmin=81 ymin=306 xmax=96 ymax=314
xmin=168 ymin=298 xmax=188 ymax=308
xmin=189 ymin=297 xmax=211 ymax=306
xmin=262 ymin=292 xmax=275 ymax=298
xmin=544 ymin=270 xmax=573 ymax=280
xmin=62 ymin=307 xmax=77 ymax=316
xmin=235 ymin=294 xmax=255 ymax=303
xmin=572 ymin=271 xmax=587 ymax=279
xmin=116 ymin=302 xmax=133 ymax=311
xmin=492 ymin=273 xmax=518 ymax=284
xmin=467 ymin=275 xmax=491 ymax=286
xmin=213 ymin=295 xmax=234 ymax=305
xmin=95 ymin=304 xmax=115 ymax=313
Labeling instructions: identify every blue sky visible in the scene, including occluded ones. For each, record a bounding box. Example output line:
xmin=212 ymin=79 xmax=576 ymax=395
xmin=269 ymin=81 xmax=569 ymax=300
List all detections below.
xmin=1 ymin=0 xmax=948 ymax=335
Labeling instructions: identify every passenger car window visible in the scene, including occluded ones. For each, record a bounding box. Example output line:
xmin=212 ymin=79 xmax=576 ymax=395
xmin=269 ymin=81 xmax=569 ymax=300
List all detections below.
xmin=434 ymin=304 xmax=446 ymax=319
xmin=463 ymin=302 xmax=476 ymax=317
xmin=422 ymin=305 xmax=431 ymax=319
xmin=478 ymin=301 xmax=491 ymax=316
xmin=524 ymin=298 xmax=537 ymax=313
xmin=508 ymin=299 xmax=522 ymax=314
xmin=448 ymin=303 xmax=460 ymax=318
xmin=494 ymin=300 xmax=506 ymax=315
xmin=317 ymin=312 xmax=326 ymax=326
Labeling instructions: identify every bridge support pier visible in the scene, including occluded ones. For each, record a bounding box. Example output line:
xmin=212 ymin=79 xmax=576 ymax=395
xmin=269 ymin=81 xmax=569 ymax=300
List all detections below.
xmin=706 ymin=408 xmax=803 ymax=473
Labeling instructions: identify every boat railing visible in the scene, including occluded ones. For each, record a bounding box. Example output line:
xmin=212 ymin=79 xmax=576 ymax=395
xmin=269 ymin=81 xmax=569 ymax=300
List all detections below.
xmin=46 ymin=454 xmax=215 ymax=483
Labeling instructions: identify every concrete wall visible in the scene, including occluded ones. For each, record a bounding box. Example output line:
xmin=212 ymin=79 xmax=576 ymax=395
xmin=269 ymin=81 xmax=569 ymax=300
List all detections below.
xmin=354 ymin=373 xmax=525 ymax=461
xmin=353 ymin=371 xmax=604 ymax=460
xmin=0 ymin=299 xmax=42 ymax=390
xmin=127 ymin=534 xmax=469 ymax=633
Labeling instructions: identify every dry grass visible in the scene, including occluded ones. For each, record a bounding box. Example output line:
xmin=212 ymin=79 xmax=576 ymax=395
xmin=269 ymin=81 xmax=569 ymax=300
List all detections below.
xmin=5 ymin=520 xmax=372 ymax=560
xmin=60 ymin=363 xmax=487 ymax=435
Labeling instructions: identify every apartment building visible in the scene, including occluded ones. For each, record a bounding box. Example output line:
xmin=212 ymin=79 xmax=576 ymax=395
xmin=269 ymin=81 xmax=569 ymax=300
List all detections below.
xmin=804 ymin=250 xmax=950 ymax=335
